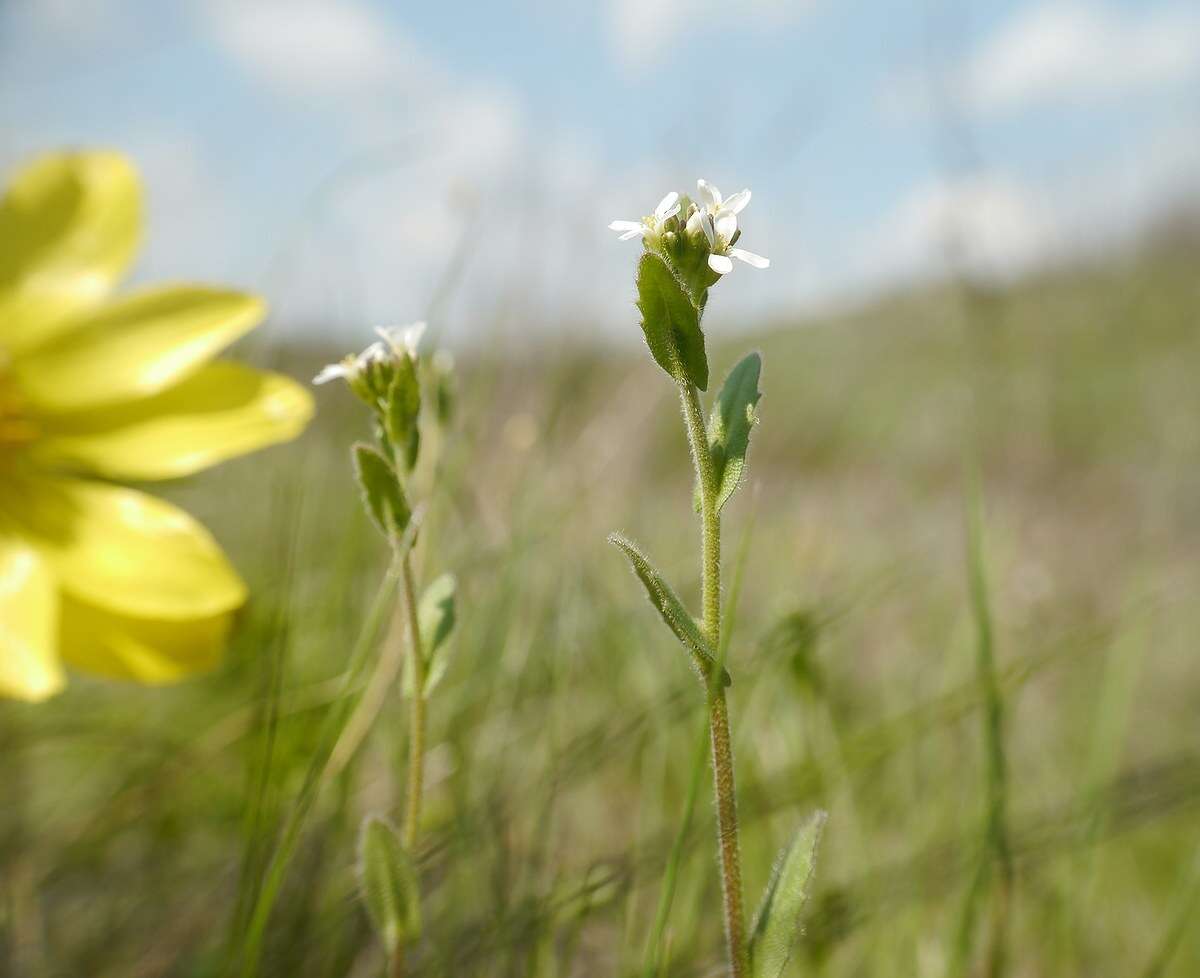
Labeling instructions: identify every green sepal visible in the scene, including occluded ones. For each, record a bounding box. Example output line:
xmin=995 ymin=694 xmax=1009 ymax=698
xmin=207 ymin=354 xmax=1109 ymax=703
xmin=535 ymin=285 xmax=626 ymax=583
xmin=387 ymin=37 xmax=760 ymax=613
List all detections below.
xmin=708 ymin=352 xmax=762 ymax=512
xmin=636 ymin=252 xmax=708 ymax=391
xmin=357 ymin=814 xmax=422 ymax=954
xmin=607 ymin=533 xmax=730 ymax=687
xmin=352 ymin=443 xmax=411 ymax=538
xmin=384 ymin=355 xmax=421 ymax=471
xmin=403 ymin=573 xmax=457 ymax=697
xmin=750 ymin=810 xmax=827 ymax=978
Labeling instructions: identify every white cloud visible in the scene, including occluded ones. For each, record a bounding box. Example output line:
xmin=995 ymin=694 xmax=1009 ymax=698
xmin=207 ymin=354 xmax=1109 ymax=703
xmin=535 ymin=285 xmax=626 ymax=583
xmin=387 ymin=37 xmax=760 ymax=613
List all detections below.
xmin=608 ymin=0 xmax=812 ymax=73
xmin=205 ymin=0 xmax=433 ymax=94
xmin=198 ymin=0 xmax=539 ymax=342
xmin=882 ymin=3 xmax=1200 ymax=122
xmin=968 ymin=3 xmax=1200 ymax=110
xmin=858 ymin=175 xmax=1056 ymax=284
xmin=855 ymin=113 xmax=1200 ymax=291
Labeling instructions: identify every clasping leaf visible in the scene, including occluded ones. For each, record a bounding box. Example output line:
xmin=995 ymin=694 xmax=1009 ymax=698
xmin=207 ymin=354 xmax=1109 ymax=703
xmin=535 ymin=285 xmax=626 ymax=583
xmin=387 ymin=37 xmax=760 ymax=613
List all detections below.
xmin=357 ymin=815 xmax=422 ymax=955
xmin=608 ymin=533 xmax=730 ymax=687
xmin=384 ymin=354 xmax=421 ymax=471
xmin=709 ymin=352 xmax=762 ymax=513
xmin=403 ymin=572 xmax=457 ymax=697
xmin=636 ymin=253 xmax=708 ymax=391
xmin=353 ymin=443 xmax=411 ymax=538
xmin=750 ymin=809 xmax=827 ymax=978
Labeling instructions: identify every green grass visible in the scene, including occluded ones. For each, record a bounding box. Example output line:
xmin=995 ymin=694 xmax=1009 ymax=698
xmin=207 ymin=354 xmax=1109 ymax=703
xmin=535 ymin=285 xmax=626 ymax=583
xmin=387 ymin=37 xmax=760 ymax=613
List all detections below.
xmin=3 ymin=244 xmax=1199 ymax=977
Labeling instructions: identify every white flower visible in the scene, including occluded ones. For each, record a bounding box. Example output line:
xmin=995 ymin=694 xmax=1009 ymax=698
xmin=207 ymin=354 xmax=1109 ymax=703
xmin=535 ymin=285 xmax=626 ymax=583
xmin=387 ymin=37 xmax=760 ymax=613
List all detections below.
xmin=375 ymin=321 xmax=426 ymax=358
xmin=697 ymin=179 xmax=751 ymax=221
xmin=312 ymin=340 xmax=388 ymax=385
xmin=695 ymin=178 xmax=769 ymax=275
xmin=608 ymin=191 xmax=681 ymax=241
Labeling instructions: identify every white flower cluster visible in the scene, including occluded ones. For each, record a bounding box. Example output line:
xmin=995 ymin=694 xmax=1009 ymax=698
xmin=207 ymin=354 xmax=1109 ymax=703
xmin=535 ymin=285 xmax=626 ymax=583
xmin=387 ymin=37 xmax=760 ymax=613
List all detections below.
xmin=314 ymin=322 xmax=426 ymax=386
xmin=609 ymin=179 xmax=769 ymax=276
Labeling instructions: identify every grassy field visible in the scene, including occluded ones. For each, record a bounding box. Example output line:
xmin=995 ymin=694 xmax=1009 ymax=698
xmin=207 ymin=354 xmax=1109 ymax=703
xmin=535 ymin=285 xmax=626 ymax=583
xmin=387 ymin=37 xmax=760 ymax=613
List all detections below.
xmin=4 ymin=242 xmax=1199 ymax=977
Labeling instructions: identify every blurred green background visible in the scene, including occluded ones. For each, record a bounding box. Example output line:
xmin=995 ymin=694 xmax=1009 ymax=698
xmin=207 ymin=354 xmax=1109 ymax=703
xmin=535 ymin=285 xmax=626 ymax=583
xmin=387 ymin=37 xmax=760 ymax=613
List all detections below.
xmin=6 ymin=240 xmax=1199 ymax=976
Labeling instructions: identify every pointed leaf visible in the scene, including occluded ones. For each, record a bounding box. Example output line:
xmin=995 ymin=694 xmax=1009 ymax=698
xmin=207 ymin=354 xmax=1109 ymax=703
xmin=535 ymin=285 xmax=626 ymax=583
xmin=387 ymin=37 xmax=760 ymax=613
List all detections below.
xmin=357 ymin=815 xmax=422 ymax=953
xmin=384 ymin=355 xmax=421 ymax=471
xmin=636 ymin=253 xmax=708 ymax=390
xmin=709 ymin=352 xmax=762 ymax=512
xmin=750 ymin=810 xmax=827 ymax=978
xmin=352 ymin=443 xmax=410 ymax=538
xmin=608 ymin=533 xmax=730 ymax=687
xmin=404 ymin=573 xmax=457 ymax=697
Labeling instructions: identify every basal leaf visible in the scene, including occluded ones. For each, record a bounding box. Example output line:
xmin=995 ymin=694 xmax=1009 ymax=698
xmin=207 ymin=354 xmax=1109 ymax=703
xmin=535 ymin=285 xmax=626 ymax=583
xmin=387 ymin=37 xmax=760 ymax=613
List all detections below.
xmin=608 ymin=533 xmax=730 ymax=687
xmin=352 ymin=443 xmax=410 ymax=538
xmin=636 ymin=252 xmax=708 ymax=391
xmin=709 ymin=352 xmax=762 ymax=512
xmin=750 ymin=810 xmax=827 ymax=978
xmin=357 ymin=815 xmax=422 ymax=954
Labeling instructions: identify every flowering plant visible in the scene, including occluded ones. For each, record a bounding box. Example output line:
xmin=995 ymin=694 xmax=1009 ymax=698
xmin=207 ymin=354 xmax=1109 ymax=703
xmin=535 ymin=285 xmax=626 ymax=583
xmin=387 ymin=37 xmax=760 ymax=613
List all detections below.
xmin=607 ymin=179 xmax=823 ymax=978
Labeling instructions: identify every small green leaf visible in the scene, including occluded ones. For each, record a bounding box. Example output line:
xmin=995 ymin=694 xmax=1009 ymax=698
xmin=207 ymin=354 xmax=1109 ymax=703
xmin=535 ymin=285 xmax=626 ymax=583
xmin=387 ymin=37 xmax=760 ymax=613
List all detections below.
xmin=750 ymin=810 xmax=827 ymax=978
xmin=357 ymin=815 xmax=422 ymax=954
xmin=353 ymin=443 xmax=410 ymax=538
xmin=636 ymin=253 xmax=708 ymax=390
xmin=607 ymin=533 xmax=730 ymax=687
xmin=709 ymin=352 xmax=762 ymax=512
xmin=404 ymin=573 xmax=457 ymax=697
xmin=384 ymin=356 xmax=421 ymax=471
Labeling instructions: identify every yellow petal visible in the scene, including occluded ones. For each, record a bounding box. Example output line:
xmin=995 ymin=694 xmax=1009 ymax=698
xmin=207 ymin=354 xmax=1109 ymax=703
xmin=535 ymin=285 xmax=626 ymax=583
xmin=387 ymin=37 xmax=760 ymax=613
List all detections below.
xmin=60 ymin=594 xmax=232 ymax=685
xmin=14 ymin=286 xmax=265 ymax=412
xmin=7 ymin=475 xmax=246 ymax=620
xmin=0 ymin=534 xmax=64 ymax=701
xmin=37 ymin=361 xmax=314 ymax=480
xmin=0 ymin=151 xmax=141 ymax=355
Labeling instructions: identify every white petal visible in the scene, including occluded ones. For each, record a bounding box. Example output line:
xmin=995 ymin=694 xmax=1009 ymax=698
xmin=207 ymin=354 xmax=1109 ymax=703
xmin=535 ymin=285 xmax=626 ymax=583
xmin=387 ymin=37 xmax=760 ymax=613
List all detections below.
xmin=619 ymin=227 xmax=645 ymax=240
xmin=402 ymin=321 xmax=427 ymax=355
xmin=609 ymin=220 xmax=642 ymax=232
xmin=686 ymin=211 xmax=704 ymax=236
xmin=723 ymin=189 xmax=751 ymax=214
xmin=700 ymin=213 xmax=716 ymax=247
xmin=654 ymin=191 xmax=680 ymax=220
xmin=708 ymin=253 xmax=733 ymax=275
xmin=715 ymin=211 xmax=737 ymax=242
xmin=730 ymin=247 xmax=769 ymax=269
xmin=313 ymin=363 xmax=349 ymax=385
xmin=359 ymin=341 xmax=387 ymax=364
xmin=697 ymin=179 xmax=722 ymax=207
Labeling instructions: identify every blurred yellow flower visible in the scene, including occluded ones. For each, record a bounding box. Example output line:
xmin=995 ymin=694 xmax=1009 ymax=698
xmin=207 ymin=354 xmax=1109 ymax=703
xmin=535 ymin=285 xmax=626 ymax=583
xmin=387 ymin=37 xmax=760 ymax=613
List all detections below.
xmin=0 ymin=150 xmax=313 ymax=702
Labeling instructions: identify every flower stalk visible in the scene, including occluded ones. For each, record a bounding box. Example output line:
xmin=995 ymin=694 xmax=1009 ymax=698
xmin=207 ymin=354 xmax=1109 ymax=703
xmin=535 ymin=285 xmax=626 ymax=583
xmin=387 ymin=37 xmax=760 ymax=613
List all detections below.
xmin=680 ymin=370 xmax=749 ymax=978
xmin=399 ymin=551 xmax=426 ymax=851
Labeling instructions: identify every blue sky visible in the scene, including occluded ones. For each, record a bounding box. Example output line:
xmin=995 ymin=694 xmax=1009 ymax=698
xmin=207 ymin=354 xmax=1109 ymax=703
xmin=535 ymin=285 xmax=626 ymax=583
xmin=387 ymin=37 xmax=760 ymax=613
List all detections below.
xmin=1 ymin=0 xmax=1197 ymax=346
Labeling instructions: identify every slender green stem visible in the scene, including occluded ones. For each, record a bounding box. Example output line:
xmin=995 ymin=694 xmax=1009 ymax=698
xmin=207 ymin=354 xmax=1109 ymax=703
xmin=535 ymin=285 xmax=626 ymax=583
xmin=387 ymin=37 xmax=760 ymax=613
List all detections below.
xmin=400 ymin=552 xmax=426 ymax=852
xmin=678 ymin=375 xmax=749 ymax=978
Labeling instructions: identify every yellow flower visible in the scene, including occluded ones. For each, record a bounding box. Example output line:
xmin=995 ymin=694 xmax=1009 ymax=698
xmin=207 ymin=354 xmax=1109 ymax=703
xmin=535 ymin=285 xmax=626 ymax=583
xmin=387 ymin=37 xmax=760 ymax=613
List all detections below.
xmin=0 ymin=150 xmax=313 ymax=702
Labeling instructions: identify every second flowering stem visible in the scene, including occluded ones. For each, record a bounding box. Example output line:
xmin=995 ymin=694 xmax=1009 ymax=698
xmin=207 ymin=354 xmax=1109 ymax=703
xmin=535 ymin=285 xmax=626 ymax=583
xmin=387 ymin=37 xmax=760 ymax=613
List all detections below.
xmin=399 ymin=550 xmax=426 ymax=851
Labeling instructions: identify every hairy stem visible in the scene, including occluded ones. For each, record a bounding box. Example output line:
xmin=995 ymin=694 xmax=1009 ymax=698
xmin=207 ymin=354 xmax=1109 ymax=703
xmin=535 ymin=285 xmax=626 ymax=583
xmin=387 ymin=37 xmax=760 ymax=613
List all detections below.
xmin=400 ymin=552 xmax=426 ymax=852
xmin=678 ymin=375 xmax=749 ymax=978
